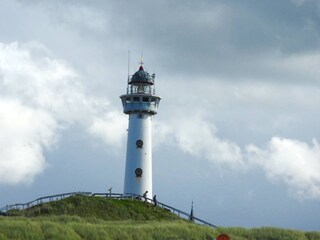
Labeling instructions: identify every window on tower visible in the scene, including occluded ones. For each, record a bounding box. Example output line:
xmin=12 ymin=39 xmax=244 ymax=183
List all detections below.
xmin=142 ymin=97 xmax=149 ymax=102
xmin=136 ymin=140 xmax=143 ymax=148
xmin=137 ymin=85 xmax=145 ymax=93
xmin=135 ymin=168 xmax=143 ymax=177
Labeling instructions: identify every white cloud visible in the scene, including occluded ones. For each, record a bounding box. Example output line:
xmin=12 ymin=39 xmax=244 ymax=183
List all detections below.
xmin=155 ymin=112 xmax=320 ymax=200
xmin=247 ymin=137 xmax=320 ymax=199
xmin=0 ymin=41 xmax=91 ymax=124
xmin=88 ymin=111 xmax=127 ymax=148
xmin=0 ymin=99 xmax=57 ymax=184
xmin=0 ymin=42 xmax=75 ymax=185
xmin=154 ymin=116 xmax=244 ymax=168
xmin=0 ymin=41 xmax=121 ymax=185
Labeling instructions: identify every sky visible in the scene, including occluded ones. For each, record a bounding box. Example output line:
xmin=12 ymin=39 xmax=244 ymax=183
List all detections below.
xmin=0 ymin=0 xmax=319 ymax=231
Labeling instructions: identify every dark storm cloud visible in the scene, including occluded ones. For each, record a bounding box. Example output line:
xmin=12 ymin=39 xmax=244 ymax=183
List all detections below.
xmin=20 ymin=0 xmax=320 ymax=82
xmin=77 ymin=0 xmax=320 ymax=83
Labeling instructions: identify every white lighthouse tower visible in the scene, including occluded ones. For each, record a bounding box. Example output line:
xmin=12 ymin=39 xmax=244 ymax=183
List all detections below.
xmin=120 ymin=62 xmax=161 ymax=199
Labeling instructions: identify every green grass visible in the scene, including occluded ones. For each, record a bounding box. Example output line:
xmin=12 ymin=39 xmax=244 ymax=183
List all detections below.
xmin=0 ymin=216 xmax=215 ymax=240
xmin=1 ymin=195 xmax=319 ymax=240
xmin=8 ymin=195 xmax=180 ymax=221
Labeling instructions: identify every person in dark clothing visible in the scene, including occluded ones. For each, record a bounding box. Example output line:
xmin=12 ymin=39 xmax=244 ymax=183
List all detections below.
xmin=153 ymin=195 xmax=157 ymax=207
xmin=143 ymin=191 xmax=148 ymax=202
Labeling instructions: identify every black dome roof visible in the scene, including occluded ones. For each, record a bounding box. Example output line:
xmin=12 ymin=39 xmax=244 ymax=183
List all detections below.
xmin=129 ymin=66 xmax=154 ymax=85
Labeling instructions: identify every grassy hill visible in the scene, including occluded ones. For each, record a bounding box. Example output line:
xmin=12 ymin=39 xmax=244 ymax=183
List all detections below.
xmin=0 ymin=195 xmax=319 ymax=240
xmin=8 ymin=194 xmax=180 ymax=221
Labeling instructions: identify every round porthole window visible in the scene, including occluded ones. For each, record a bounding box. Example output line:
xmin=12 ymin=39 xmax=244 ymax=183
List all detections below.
xmin=135 ymin=168 xmax=143 ymax=177
xmin=136 ymin=139 xmax=143 ymax=148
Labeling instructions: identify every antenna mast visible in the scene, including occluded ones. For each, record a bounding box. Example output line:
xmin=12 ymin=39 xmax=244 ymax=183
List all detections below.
xmin=127 ymin=50 xmax=131 ymax=82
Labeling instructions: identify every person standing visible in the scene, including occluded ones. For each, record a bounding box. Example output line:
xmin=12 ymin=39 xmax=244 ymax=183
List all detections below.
xmin=153 ymin=195 xmax=157 ymax=207
xmin=143 ymin=191 xmax=148 ymax=202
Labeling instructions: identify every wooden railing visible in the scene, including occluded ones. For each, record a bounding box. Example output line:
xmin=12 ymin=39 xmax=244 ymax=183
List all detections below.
xmin=0 ymin=192 xmax=92 ymax=213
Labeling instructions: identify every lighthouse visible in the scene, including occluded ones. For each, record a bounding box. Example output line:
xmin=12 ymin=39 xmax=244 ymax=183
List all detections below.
xmin=120 ymin=62 xmax=161 ymax=199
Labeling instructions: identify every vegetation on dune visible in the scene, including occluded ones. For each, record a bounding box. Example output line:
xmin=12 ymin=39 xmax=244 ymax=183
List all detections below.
xmin=0 ymin=216 xmax=319 ymax=240
xmin=1 ymin=195 xmax=319 ymax=240
xmin=0 ymin=216 xmax=214 ymax=240
xmin=8 ymin=195 xmax=180 ymax=221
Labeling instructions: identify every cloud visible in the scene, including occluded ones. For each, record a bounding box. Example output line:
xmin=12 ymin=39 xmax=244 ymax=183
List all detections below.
xmin=0 ymin=41 xmax=92 ymax=124
xmin=49 ymin=3 xmax=108 ymax=33
xmin=154 ymin=115 xmax=244 ymax=168
xmin=263 ymin=51 xmax=320 ymax=84
xmin=0 ymin=98 xmax=57 ymax=184
xmin=90 ymin=0 xmax=320 ymax=83
xmin=88 ymin=111 xmax=127 ymax=148
xmin=247 ymin=137 xmax=320 ymax=199
xmin=155 ymin=113 xmax=320 ymax=200
xmin=0 ymin=41 xmax=80 ymax=184
xmin=0 ymin=41 xmax=121 ymax=185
